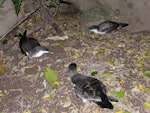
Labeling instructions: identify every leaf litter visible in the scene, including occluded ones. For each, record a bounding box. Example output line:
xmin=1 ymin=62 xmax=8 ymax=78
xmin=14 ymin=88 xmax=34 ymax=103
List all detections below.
xmin=0 ymin=10 xmax=150 ymax=113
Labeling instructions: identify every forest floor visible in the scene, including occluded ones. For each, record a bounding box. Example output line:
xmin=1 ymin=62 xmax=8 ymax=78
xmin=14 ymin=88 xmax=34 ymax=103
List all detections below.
xmin=0 ymin=11 xmax=150 ymax=113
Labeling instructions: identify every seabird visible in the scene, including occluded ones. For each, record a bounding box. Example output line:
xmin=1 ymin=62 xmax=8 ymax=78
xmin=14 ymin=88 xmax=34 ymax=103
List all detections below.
xmin=15 ymin=30 xmax=53 ymax=60
xmin=68 ymin=63 xmax=118 ymax=109
xmin=89 ymin=21 xmax=128 ymax=34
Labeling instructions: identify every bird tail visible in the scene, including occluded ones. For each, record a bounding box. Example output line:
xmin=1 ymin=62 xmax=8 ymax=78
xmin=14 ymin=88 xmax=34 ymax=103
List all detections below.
xmin=14 ymin=30 xmax=27 ymax=39
xmin=119 ymin=23 xmax=128 ymax=28
xmin=93 ymin=100 xmax=113 ymax=109
xmin=60 ymin=0 xmax=71 ymax=5
xmin=107 ymin=95 xmax=118 ymax=102
xmin=96 ymin=91 xmax=114 ymax=109
xmin=43 ymin=49 xmax=53 ymax=54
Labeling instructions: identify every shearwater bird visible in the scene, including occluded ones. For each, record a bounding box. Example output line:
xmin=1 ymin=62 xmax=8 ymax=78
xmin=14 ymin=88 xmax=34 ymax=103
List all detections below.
xmin=89 ymin=21 xmax=128 ymax=34
xmin=68 ymin=63 xmax=118 ymax=109
xmin=15 ymin=30 xmax=53 ymax=60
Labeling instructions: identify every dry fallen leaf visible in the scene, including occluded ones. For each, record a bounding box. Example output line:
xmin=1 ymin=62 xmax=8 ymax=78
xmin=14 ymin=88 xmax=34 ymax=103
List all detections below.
xmin=0 ymin=67 xmax=4 ymax=73
xmin=116 ymin=110 xmax=123 ymax=113
xmin=116 ymin=110 xmax=130 ymax=113
xmin=43 ymin=93 xmax=55 ymax=100
xmin=41 ymin=108 xmax=48 ymax=113
xmin=46 ymin=36 xmax=69 ymax=41
xmin=77 ymin=67 xmax=81 ymax=72
xmin=0 ymin=93 xmax=4 ymax=98
xmin=63 ymin=97 xmax=71 ymax=107
xmin=138 ymin=85 xmax=150 ymax=92
xmin=23 ymin=112 xmax=31 ymax=113
xmin=120 ymin=80 xmax=125 ymax=85
xmin=144 ymin=102 xmax=150 ymax=109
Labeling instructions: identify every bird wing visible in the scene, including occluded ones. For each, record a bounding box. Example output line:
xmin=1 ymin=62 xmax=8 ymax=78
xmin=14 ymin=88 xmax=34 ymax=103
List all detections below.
xmin=72 ymin=75 xmax=107 ymax=101
xmin=99 ymin=21 xmax=119 ymax=33
xmin=107 ymin=95 xmax=118 ymax=102
xmin=28 ymin=38 xmax=40 ymax=47
xmin=93 ymin=101 xmax=113 ymax=109
xmin=21 ymin=38 xmax=40 ymax=54
xmin=103 ymin=26 xmax=118 ymax=33
xmin=73 ymin=75 xmax=114 ymax=109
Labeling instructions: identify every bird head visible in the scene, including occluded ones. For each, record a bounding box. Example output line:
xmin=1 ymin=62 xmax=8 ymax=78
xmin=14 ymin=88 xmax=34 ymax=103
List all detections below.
xmin=14 ymin=30 xmax=27 ymax=39
xmin=68 ymin=63 xmax=77 ymax=70
xmin=68 ymin=63 xmax=78 ymax=76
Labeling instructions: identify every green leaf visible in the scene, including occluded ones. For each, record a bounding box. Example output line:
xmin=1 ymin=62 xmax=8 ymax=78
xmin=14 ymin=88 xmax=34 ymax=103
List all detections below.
xmin=96 ymin=47 xmax=106 ymax=57
xmin=48 ymin=93 xmax=55 ymax=100
xmin=123 ymin=110 xmax=131 ymax=113
xmin=74 ymin=23 xmax=78 ymax=27
xmin=108 ymin=60 xmax=115 ymax=66
xmin=69 ymin=51 xmax=75 ymax=57
xmin=102 ymin=71 xmax=112 ymax=78
xmin=144 ymin=71 xmax=150 ymax=78
xmin=53 ymin=81 xmax=60 ymax=88
xmin=27 ymin=94 xmax=34 ymax=99
xmin=103 ymin=71 xmax=109 ymax=76
xmin=116 ymin=110 xmax=130 ymax=113
xmin=109 ymin=42 xmax=117 ymax=47
xmin=12 ymin=0 xmax=23 ymax=15
xmin=0 ymin=93 xmax=4 ymax=99
xmin=112 ymin=90 xmax=125 ymax=98
xmin=135 ymin=63 xmax=143 ymax=70
xmin=63 ymin=21 xmax=68 ymax=26
xmin=91 ymin=71 xmax=98 ymax=76
xmin=43 ymin=91 xmax=55 ymax=100
xmin=2 ymin=39 xmax=8 ymax=45
xmin=44 ymin=67 xmax=58 ymax=84
xmin=56 ymin=42 xmax=63 ymax=47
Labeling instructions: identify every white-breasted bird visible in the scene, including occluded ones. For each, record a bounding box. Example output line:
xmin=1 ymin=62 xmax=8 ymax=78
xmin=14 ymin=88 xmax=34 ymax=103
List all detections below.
xmin=68 ymin=63 xmax=118 ymax=109
xmin=89 ymin=21 xmax=128 ymax=34
xmin=15 ymin=30 xmax=53 ymax=60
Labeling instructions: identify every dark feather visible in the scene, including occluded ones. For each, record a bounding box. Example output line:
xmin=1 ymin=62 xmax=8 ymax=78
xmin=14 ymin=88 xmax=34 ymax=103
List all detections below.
xmin=68 ymin=63 xmax=118 ymax=109
xmin=93 ymin=101 xmax=113 ymax=109
xmin=89 ymin=21 xmax=128 ymax=34
xmin=100 ymin=21 xmax=128 ymax=33
xmin=16 ymin=30 xmax=40 ymax=55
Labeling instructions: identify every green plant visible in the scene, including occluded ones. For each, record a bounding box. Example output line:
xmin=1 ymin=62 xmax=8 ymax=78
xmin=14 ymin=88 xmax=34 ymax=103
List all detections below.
xmin=12 ymin=0 xmax=23 ymax=15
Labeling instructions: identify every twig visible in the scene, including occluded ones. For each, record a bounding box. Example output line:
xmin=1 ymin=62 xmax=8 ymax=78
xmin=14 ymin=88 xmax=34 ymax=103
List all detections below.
xmin=53 ymin=5 xmax=60 ymax=17
xmin=0 ymin=6 xmax=40 ymax=40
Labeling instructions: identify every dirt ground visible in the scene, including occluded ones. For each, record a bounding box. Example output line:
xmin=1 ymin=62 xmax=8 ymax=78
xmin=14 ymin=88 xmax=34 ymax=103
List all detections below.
xmin=0 ymin=11 xmax=150 ymax=113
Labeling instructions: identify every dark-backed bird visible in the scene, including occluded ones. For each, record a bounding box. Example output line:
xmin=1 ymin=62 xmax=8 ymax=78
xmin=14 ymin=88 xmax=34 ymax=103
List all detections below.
xmin=89 ymin=21 xmax=128 ymax=34
xmin=15 ymin=30 xmax=53 ymax=60
xmin=68 ymin=63 xmax=118 ymax=109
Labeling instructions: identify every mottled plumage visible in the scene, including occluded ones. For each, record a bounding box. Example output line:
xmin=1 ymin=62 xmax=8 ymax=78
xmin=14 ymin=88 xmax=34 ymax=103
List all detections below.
xmin=89 ymin=21 xmax=128 ymax=34
xmin=15 ymin=30 xmax=53 ymax=59
xmin=68 ymin=63 xmax=118 ymax=109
